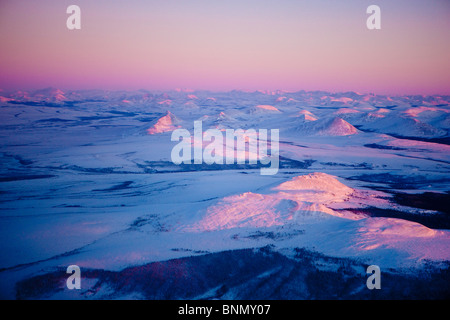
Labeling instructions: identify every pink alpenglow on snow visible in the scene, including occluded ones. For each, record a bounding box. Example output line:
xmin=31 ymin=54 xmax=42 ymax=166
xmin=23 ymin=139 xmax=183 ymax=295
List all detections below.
xmin=182 ymin=172 xmax=450 ymax=263
xmin=147 ymin=111 xmax=181 ymax=135
xmin=188 ymin=192 xmax=298 ymax=231
xmin=293 ymin=117 xmax=358 ymax=136
xmin=297 ymin=110 xmax=318 ymax=121
xmin=274 ymin=172 xmax=353 ymax=196
xmin=184 ymin=173 xmax=359 ymax=232
xmin=354 ymin=218 xmax=450 ymax=261
xmin=255 ymin=105 xmax=281 ymax=112
xmin=322 ymin=118 xmax=358 ymax=136
xmin=403 ymin=106 xmax=450 ymax=118
xmin=331 ymin=97 xmax=353 ymax=104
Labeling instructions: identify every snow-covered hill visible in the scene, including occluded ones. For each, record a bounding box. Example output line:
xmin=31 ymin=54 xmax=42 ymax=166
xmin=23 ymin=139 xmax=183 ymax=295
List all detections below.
xmin=287 ymin=116 xmax=359 ymax=136
xmin=147 ymin=111 xmax=182 ymax=134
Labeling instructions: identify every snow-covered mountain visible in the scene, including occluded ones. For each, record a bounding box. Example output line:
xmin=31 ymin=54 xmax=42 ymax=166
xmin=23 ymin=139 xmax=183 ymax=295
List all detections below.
xmin=0 ymin=89 xmax=449 ymax=300
xmin=147 ymin=111 xmax=182 ymax=134
xmin=288 ymin=116 xmax=359 ymax=136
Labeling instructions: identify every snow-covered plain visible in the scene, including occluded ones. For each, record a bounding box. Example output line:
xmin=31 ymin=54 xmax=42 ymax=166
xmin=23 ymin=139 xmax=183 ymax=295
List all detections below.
xmin=0 ymin=88 xmax=449 ymax=299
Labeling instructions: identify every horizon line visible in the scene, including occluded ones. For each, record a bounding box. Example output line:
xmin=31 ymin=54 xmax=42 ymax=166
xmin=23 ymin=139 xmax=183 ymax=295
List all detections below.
xmin=2 ymin=86 xmax=450 ymax=98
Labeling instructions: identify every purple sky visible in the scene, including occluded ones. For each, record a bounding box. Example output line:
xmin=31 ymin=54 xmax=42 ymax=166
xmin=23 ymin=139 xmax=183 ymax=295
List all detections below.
xmin=0 ymin=0 xmax=449 ymax=94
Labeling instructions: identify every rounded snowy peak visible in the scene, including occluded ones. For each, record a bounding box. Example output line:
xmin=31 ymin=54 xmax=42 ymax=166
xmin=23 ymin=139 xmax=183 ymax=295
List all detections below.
xmin=274 ymin=172 xmax=353 ymax=196
xmin=249 ymin=105 xmax=282 ymax=114
xmin=292 ymin=116 xmax=358 ymax=136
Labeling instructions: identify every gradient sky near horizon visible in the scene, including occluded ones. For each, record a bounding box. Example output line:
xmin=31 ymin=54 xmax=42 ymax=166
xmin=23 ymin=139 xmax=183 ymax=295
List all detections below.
xmin=0 ymin=0 xmax=449 ymax=95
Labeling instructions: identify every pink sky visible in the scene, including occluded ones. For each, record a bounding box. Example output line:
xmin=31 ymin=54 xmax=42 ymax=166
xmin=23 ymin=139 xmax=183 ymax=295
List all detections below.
xmin=0 ymin=0 xmax=449 ymax=95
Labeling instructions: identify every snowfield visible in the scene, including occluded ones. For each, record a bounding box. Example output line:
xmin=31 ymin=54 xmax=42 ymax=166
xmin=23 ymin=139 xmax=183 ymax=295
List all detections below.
xmin=0 ymin=88 xmax=449 ymax=299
